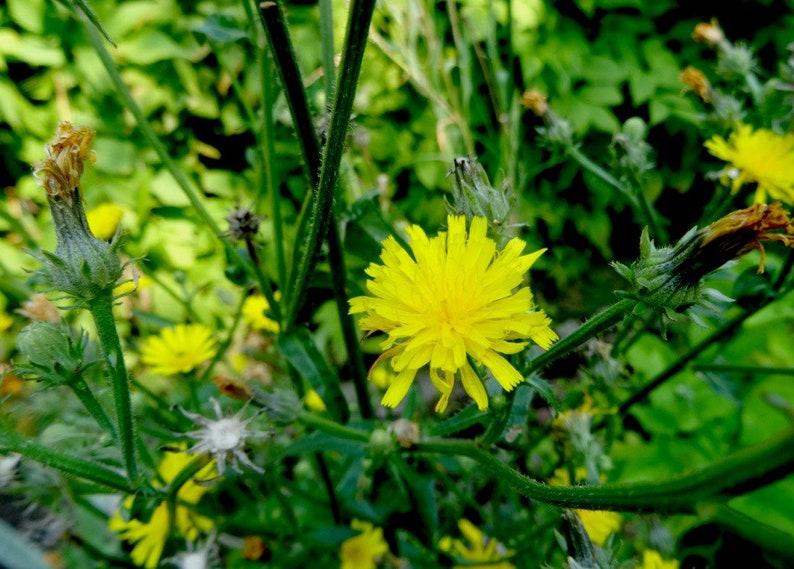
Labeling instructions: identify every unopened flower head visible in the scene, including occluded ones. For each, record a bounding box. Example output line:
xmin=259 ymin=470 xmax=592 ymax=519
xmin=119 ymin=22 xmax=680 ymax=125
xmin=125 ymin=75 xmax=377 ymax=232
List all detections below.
xmin=521 ymin=89 xmax=574 ymax=148
xmin=141 ymin=324 xmax=218 ymax=376
xmin=613 ymin=203 xmax=794 ymax=318
xmin=350 ymin=215 xmax=557 ymax=413
xmin=339 ymin=520 xmax=389 ymax=569
xmin=705 ymin=124 xmax=794 ymax=204
xmin=692 ymin=19 xmax=726 ymax=49
xmin=224 ymin=206 xmax=261 ymax=242
xmin=31 ymin=122 xmax=124 ymax=304
xmin=680 ymin=67 xmax=712 ymax=103
xmin=447 ymin=157 xmax=513 ymax=232
xmin=179 ymin=397 xmax=269 ymax=475
xmin=439 ymin=519 xmax=515 ymax=569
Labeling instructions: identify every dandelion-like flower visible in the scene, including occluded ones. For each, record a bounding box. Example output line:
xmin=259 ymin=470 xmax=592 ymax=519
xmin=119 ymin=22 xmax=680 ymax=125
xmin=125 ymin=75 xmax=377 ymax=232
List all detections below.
xmin=109 ymin=449 xmax=217 ymax=569
xmin=705 ymin=124 xmax=794 ymax=204
xmin=141 ymin=324 xmax=218 ymax=376
xmin=339 ymin=520 xmax=389 ymax=569
xmin=242 ymin=294 xmax=279 ymax=333
xmin=439 ymin=519 xmax=515 ymax=569
xmin=349 ymin=215 xmax=557 ymax=412
xmin=179 ymin=397 xmax=269 ymax=475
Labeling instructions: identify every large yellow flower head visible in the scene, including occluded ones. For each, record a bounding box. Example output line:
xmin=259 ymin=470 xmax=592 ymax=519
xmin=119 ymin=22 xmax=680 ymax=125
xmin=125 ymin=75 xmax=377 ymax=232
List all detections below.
xmin=349 ymin=215 xmax=557 ymax=413
xmin=705 ymin=124 xmax=794 ymax=204
xmin=141 ymin=323 xmax=218 ymax=376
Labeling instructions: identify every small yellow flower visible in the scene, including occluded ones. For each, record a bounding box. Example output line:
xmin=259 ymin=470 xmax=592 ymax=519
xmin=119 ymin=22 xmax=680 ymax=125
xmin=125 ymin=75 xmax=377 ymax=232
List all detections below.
xmin=86 ymin=202 xmax=124 ymax=240
xmin=339 ymin=520 xmax=389 ymax=569
xmin=304 ymin=389 xmax=327 ymax=412
xmin=109 ymin=450 xmax=217 ymax=569
xmin=0 ymin=313 xmax=13 ymax=332
xmin=370 ymin=363 xmax=396 ymax=390
xmin=439 ymin=519 xmax=515 ymax=569
xmin=639 ymin=550 xmax=679 ymax=569
xmin=141 ymin=324 xmax=218 ymax=376
xmin=574 ymin=510 xmax=622 ymax=547
xmin=350 ymin=215 xmax=557 ymax=413
xmin=242 ymin=294 xmax=280 ymax=333
xmin=549 ymin=469 xmax=622 ymax=547
xmin=705 ymin=124 xmax=794 ymax=204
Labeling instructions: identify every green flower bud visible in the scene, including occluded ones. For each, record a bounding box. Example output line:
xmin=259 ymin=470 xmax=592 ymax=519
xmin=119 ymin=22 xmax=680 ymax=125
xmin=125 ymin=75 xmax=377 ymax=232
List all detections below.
xmin=31 ymin=122 xmax=124 ymax=306
xmin=252 ymin=387 xmax=303 ymax=424
xmin=16 ymin=321 xmax=87 ymax=387
xmin=368 ymin=428 xmax=395 ymax=457
xmin=447 ymin=157 xmax=514 ymax=231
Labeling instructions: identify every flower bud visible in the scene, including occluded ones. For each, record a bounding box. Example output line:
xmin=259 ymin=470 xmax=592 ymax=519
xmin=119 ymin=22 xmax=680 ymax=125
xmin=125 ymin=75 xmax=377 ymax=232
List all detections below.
xmin=31 ymin=123 xmax=124 ymax=305
xmin=447 ymin=157 xmax=513 ymax=230
xmin=16 ymin=321 xmax=87 ymax=387
xmin=252 ymin=387 xmax=303 ymax=424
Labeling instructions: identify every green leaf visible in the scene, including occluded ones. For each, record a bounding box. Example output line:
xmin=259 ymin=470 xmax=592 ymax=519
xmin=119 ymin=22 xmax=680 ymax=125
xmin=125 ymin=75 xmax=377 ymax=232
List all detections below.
xmin=8 ymin=0 xmax=45 ymax=34
xmin=280 ymin=431 xmax=364 ymax=457
xmin=0 ymin=520 xmax=51 ymax=569
xmin=0 ymin=30 xmax=66 ymax=67
xmin=69 ymin=0 xmax=116 ymax=46
xmin=116 ymin=30 xmax=203 ymax=64
xmin=277 ymin=327 xmax=350 ymax=422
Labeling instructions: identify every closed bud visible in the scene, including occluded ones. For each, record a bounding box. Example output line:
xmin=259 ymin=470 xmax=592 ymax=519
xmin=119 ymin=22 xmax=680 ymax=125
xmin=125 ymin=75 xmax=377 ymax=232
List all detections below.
xmin=16 ymin=321 xmax=87 ymax=387
xmin=447 ymin=157 xmax=513 ymax=231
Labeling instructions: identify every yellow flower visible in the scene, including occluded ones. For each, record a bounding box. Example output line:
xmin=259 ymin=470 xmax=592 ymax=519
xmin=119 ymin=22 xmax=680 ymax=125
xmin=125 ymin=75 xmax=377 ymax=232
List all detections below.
xmin=141 ymin=324 xmax=218 ymax=376
xmin=439 ymin=519 xmax=515 ymax=569
xmin=304 ymin=389 xmax=327 ymax=412
xmin=242 ymin=294 xmax=280 ymax=333
xmin=0 ymin=312 xmax=13 ymax=332
xmin=639 ymin=550 xmax=679 ymax=569
xmin=574 ymin=510 xmax=622 ymax=547
xmin=370 ymin=363 xmax=396 ymax=390
xmin=705 ymin=124 xmax=794 ymax=204
xmin=86 ymin=202 xmax=124 ymax=240
xmin=339 ymin=520 xmax=389 ymax=569
xmin=109 ymin=450 xmax=217 ymax=569
xmin=549 ymin=469 xmax=622 ymax=547
xmin=349 ymin=215 xmax=557 ymax=413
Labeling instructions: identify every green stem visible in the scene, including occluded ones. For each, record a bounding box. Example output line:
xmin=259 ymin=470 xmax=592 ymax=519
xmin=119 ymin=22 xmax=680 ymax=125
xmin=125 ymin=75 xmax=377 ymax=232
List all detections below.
xmin=282 ymin=0 xmax=377 ymax=328
xmin=70 ymin=376 xmax=118 ymax=441
xmin=319 ymin=0 xmax=336 ymax=96
xmin=1 ymin=436 xmax=133 ymax=493
xmin=299 ymin=412 xmax=370 ymax=442
xmin=78 ymin=5 xmax=279 ymax=322
xmin=413 ymin=425 xmax=794 ymax=512
xmin=709 ymin=504 xmax=794 ymax=560
xmin=527 ymin=298 xmax=637 ymax=374
xmin=692 ymin=363 xmax=794 ymax=376
xmin=87 ymin=293 xmax=137 ymax=482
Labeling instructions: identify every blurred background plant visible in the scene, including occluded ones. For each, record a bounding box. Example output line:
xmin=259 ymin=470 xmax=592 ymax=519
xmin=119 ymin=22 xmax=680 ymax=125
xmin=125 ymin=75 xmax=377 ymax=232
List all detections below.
xmin=1 ymin=0 xmax=794 ymax=568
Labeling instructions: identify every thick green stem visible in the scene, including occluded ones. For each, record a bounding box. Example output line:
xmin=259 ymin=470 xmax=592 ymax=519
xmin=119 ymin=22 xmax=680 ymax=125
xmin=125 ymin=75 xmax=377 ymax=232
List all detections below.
xmin=413 ymin=425 xmax=794 ymax=512
xmin=1 ymin=436 xmax=134 ymax=493
xmin=88 ymin=293 xmax=137 ymax=482
xmin=299 ymin=411 xmax=370 ymax=442
xmin=528 ymin=298 xmax=637 ymax=374
xmin=709 ymin=504 xmax=794 ymax=560
xmin=282 ymin=0 xmax=377 ymax=327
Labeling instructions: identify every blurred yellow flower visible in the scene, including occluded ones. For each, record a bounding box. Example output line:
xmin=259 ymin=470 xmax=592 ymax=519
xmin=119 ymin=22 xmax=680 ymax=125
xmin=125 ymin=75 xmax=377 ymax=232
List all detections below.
xmin=242 ymin=293 xmax=280 ymax=333
xmin=86 ymin=202 xmax=125 ymax=240
xmin=349 ymin=215 xmax=557 ymax=413
xmin=439 ymin=519 xmax=515 ymax=569
xmin=339 ymin=520 xmax=389 ymax=569
xmin=706 ymin=124 xmax=794 ymax=204
xmin=109 ymin=450 xmax=217 ymax=569
xmin=0 ymin=313 xmax=12 ymax=332
xmin=370 ymin=363 xmax=396 ymax=390
xmin=304 ymin=388 xmax=327 ymax=412
xmin=141 ymin=324 xmax=218 ymax=376
xmin=549 ymin=469 xmax=622 ymax=547
xmin=639 ymin=550 xmax=679 ymax=569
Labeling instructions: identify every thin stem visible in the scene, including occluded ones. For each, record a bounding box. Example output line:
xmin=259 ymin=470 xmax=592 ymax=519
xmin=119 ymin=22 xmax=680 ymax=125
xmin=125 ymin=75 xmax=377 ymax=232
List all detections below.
xmin=282 ymin=0 xmax=377 ymax=328
xmin=78 ymin=5 xmax=279 ymax=322
xmin=314 ymin=453 xmax=342 ymax=524
xmin=692 ymin=363 xmax=794 ymax=376
xmin=70 ymin=376 xmax=118 ymax=441
xmin=299 ymin=412 xmax=370 ymax=442
xmin=527 ymin=298 xmax=637 ymax=374
xmin=88 ymin=293 xmax=137 ymax=482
